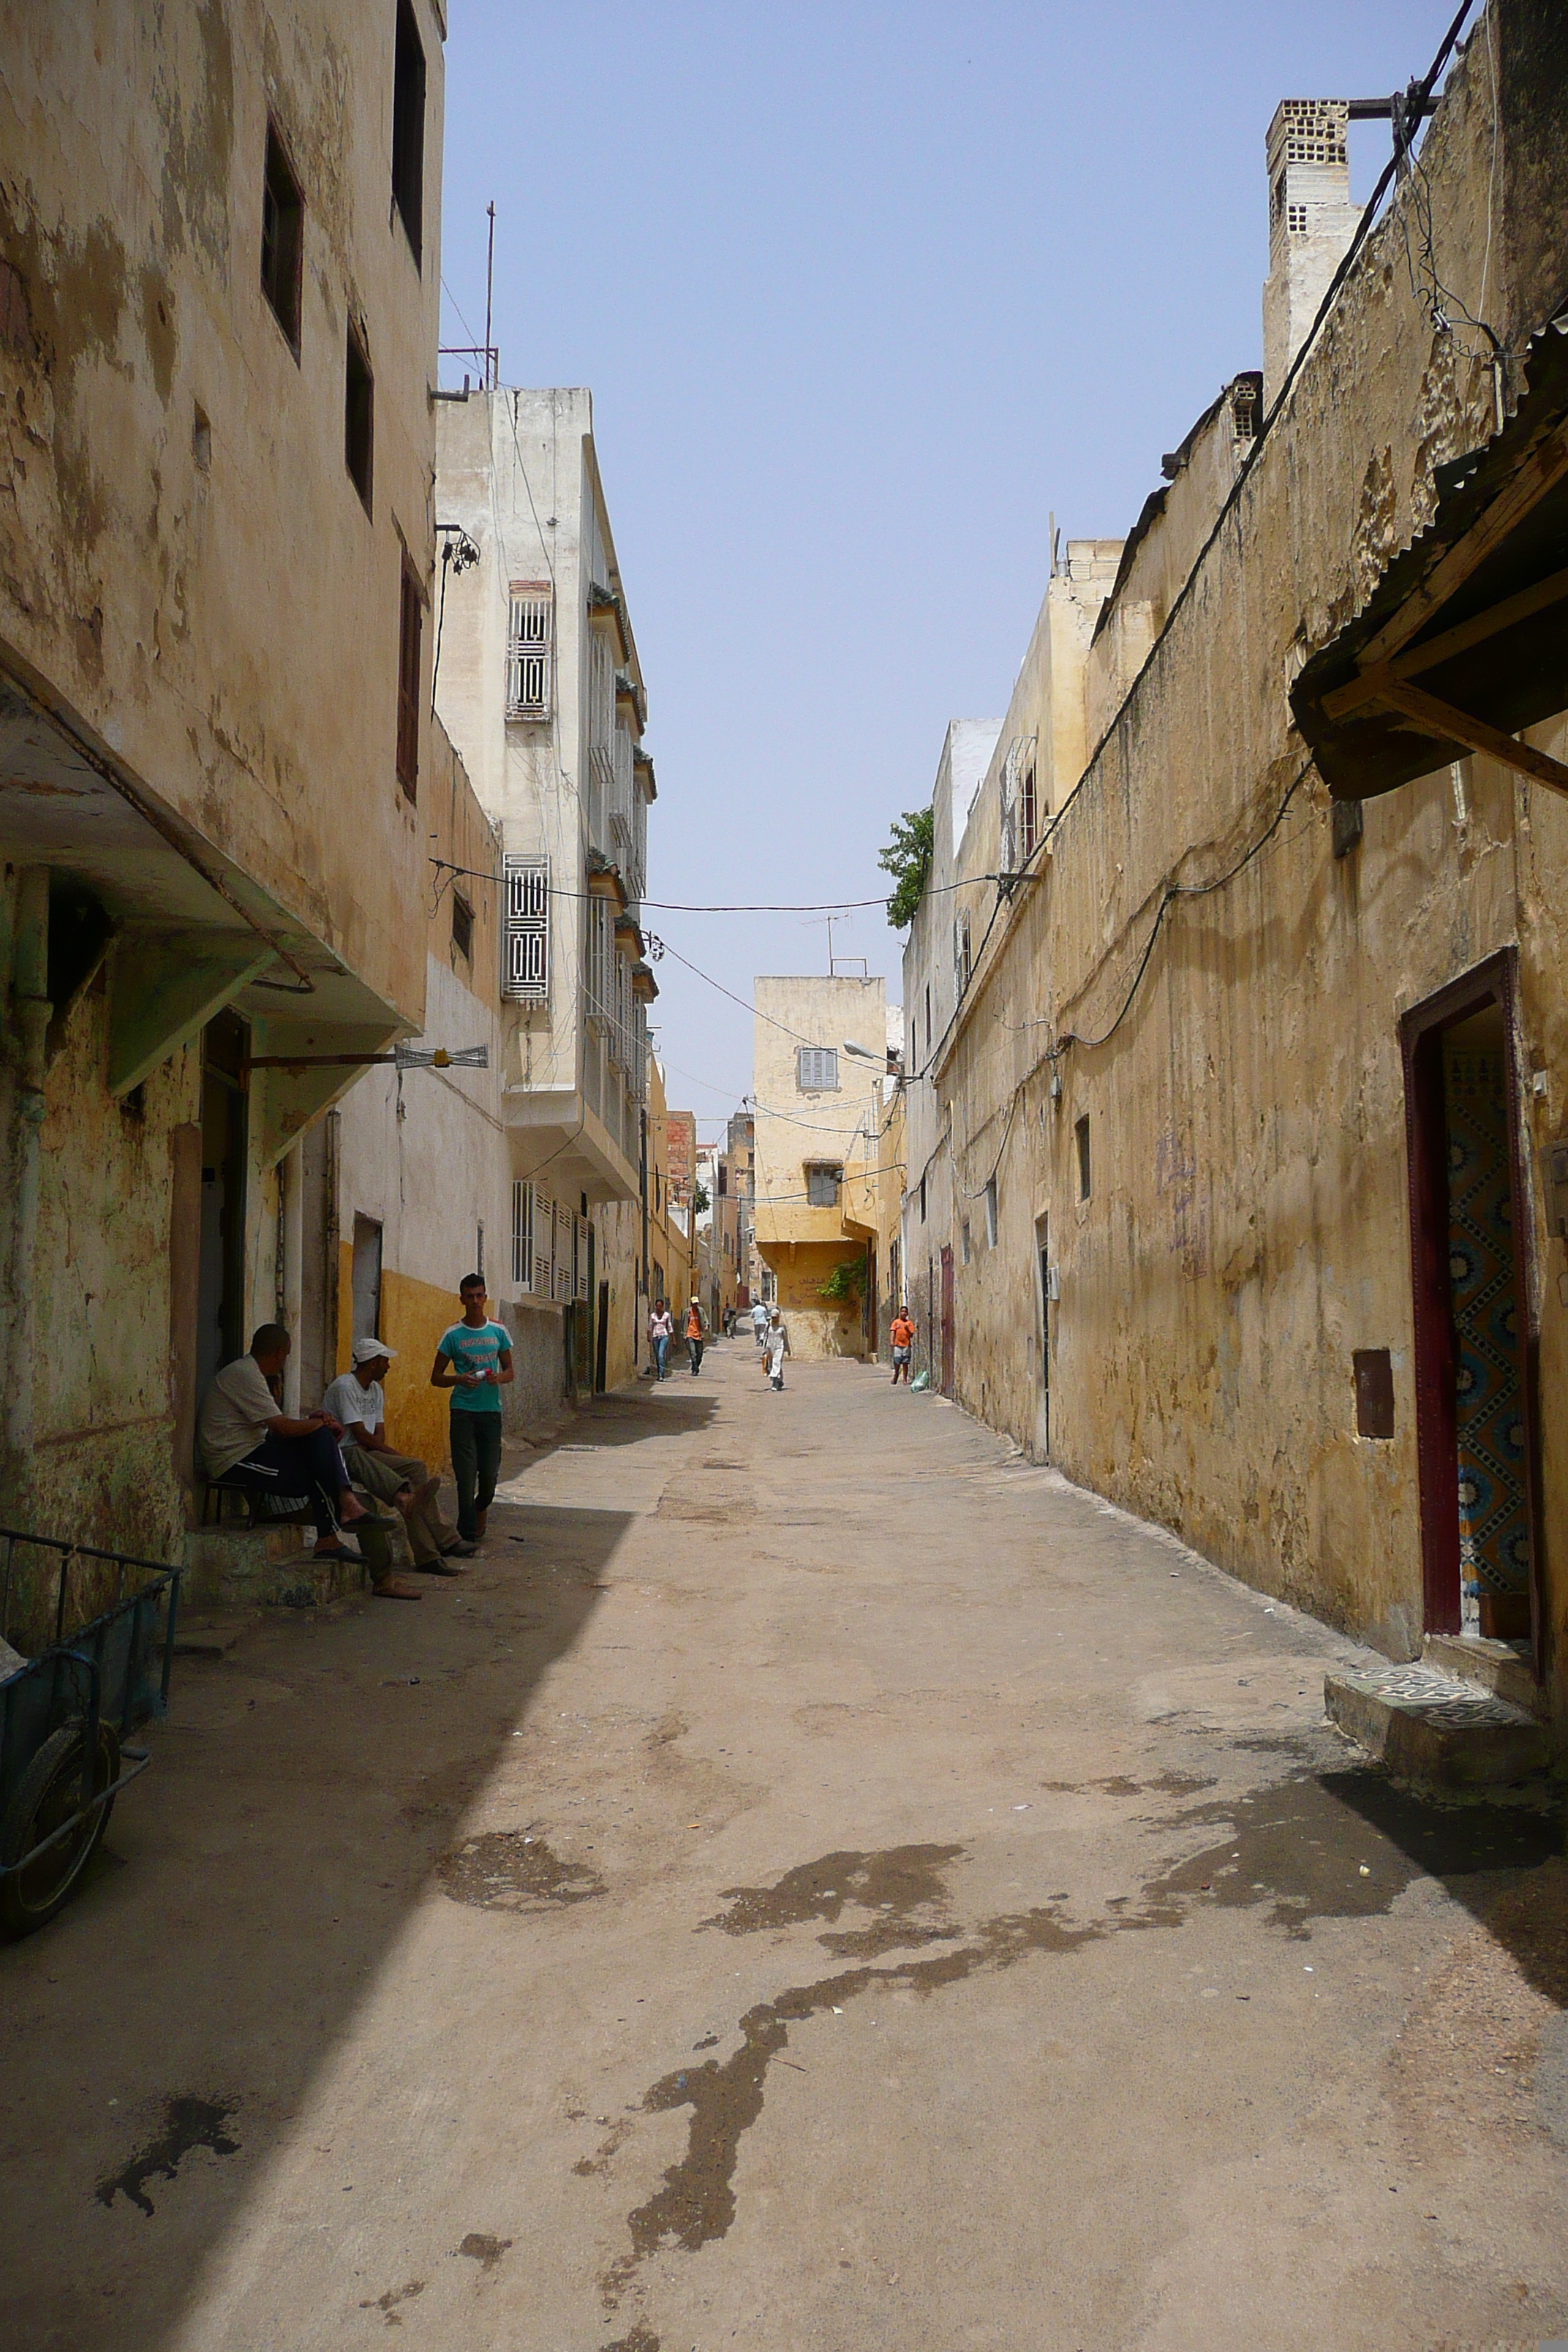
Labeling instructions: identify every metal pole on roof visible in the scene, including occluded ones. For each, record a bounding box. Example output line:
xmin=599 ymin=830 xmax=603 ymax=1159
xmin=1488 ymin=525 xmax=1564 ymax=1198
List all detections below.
xmin=484 ymin=203 xmax=496 ymax=388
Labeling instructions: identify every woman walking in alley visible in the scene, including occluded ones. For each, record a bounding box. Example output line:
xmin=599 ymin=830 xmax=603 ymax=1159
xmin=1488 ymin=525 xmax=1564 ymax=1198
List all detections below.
xmin=763 ymin=1305 xmax=790 ymax=1391
xmin=649 ymin=1297 xmax=674 ymax=1380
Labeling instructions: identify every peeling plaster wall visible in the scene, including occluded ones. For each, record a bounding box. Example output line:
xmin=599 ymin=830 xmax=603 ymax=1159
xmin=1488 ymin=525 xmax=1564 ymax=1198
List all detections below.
xmin=28 ymin=984 xmax=197 ymax=1565
xmin=929 ymin=4 xmax=1568 ymax=1712
xmin=0 ymin=0 xmax=446 ymax=1023
xmin=0 ymin=0 xmax=448 ymax=1568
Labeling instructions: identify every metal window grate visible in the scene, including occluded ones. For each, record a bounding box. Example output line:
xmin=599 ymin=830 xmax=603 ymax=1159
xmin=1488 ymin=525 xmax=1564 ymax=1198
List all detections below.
xmin=507 ymin=587 xmax=553 ymax=720
xmin=502 ymin=853 xmax=549 ymax=1000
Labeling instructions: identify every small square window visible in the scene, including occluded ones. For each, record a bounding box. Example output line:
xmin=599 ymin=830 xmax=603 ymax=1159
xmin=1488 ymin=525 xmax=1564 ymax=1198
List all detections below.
xmin=451 ymin=892 xmax=474 ymax=962
xmin=797 ymin=1046 xmax=839 ymax=1092
xmin=344 ymin=318 xmax=374 ymax=513
xmin=806 ymin=1164 xmax=842 ymax=1208
xmin=1075 ymin=1114 xmax=1091 ymax=1202
xmin=260 ymin=123 xmax=304 ymax=354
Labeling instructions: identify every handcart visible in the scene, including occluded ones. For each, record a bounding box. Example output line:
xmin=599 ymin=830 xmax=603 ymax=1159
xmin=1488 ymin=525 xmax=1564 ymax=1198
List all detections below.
xmin=0 ymin=1529 xmax=181 ymax=1938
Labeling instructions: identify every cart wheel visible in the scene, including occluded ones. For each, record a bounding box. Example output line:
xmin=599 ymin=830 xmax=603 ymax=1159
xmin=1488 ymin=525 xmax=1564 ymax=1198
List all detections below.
xmin=0 ymin=1718 xmax=121 ymax=1939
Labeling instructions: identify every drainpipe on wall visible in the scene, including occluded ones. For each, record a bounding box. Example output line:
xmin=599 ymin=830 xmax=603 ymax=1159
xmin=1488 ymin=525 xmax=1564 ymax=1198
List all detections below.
xmin=1 ymin=867 xmax=51 ymax=1507
xmin=280 ymin=1142 xmax=304 ymax=1414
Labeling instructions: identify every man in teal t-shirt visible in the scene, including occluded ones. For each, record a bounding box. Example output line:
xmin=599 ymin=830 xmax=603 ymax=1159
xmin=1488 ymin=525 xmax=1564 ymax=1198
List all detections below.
xmin=431 ymin=1273 xmax=514 ymax=1543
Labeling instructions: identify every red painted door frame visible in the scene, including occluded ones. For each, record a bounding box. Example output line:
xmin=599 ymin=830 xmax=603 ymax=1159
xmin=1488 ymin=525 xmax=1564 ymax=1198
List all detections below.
xmin=1399 ymin=946 xmax=1544 ymax=1678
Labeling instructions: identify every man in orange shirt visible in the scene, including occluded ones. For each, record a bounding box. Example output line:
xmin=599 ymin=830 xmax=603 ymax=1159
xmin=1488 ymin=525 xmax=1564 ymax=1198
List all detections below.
xmin=685 ymin=1297 xmax=705 ymax=1376
xmin=890 ymin=1305 xmax=916 ymax=1386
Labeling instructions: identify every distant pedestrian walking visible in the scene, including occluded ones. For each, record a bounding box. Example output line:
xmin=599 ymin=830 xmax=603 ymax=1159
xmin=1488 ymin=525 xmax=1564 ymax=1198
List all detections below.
xmin=685 ymin=1299 xmax=705 ymax=1375
xmin=763 ymin=1307 xmax=790 ymax=1390
xmin=649 ymin=1298 xmax=674 ymax=1380
xmin=751 ymin=1299 xmax=769 ymax=1348
xmin=890 ymin=1308 xmax=915 ymax=1385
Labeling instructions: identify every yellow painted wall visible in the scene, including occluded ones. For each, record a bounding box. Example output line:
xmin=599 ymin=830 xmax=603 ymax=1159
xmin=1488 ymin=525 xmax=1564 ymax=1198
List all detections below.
xmin=761 ymin=1240 xmax=868 ymax=1360
xmin=333 ymin=1245 xmax=467 ymax=1474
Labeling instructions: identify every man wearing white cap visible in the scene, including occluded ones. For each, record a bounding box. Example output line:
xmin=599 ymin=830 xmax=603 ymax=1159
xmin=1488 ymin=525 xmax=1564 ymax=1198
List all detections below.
xmin=323 ymin=1338 xmax=472 ymax=1578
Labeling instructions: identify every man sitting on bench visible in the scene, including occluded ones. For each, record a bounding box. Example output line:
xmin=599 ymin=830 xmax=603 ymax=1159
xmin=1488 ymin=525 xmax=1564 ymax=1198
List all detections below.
xmin=197 ymin=1323 xmax=403 ymax=1583
xmin=323 ymin=1338 xmax=474 ymax=1575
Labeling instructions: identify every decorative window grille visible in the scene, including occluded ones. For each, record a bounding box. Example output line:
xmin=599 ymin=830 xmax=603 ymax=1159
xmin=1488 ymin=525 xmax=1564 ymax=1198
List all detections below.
xmin=796 ymin=1047 xmax=839 ymax=1092
xmin=587 ymin=629 xmax=615 ymax=845
xmin=506 ymin=585 xmax=552 ymax=719
xmin=1000 ymin=742 xmax=1019 ymax=872
xmin=611 ymin=717 xmax=635 ymax=862
xmin=1288 ymin=202 xmax=1308 ymax=234
xmin=587 ymin=897 xmax=613 ymax=1026
xmin=512 ymin=1178 xmax=534 ymax=1290
xmin=502 ymin=853 xmax=549 ymax=1000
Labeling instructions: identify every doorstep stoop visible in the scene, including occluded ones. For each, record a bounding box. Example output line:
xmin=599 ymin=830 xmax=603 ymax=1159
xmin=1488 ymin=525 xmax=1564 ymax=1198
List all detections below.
xmin=1324 ymin=1662 xmax=1552 ymax=1787
xmin=183 ymin=1523 xmax=370 ymax=1614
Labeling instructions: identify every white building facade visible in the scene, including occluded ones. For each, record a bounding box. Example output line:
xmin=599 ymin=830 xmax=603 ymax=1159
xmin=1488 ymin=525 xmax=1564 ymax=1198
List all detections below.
xmin=433 ymin=387 xmax=658 ymax=1394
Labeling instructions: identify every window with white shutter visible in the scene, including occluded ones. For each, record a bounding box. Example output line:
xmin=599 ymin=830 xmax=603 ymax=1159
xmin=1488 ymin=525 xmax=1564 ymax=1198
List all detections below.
xmin=502 ymin=853 xmax=549 ymax=1000
xmin=512 ymin=1178 xmax=533 ymax=1291
xmin=532 ymin=1185 xmax=554 ymax=1298
xmin=554 ymin=1200 xmax=573 ymax=1302
xmin=506 ymin=585 xmax=552 ymax=720
xmin=796 ymin=1046 xmax=839 ymax=1093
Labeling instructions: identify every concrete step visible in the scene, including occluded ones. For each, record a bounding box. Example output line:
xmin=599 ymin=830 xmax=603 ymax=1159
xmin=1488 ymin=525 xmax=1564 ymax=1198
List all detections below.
xmin=1325 ymin=1662 xmax=1552 ymax=1787
xmin=183 ymin=1524 xmax=370 ymax=1614
xmin=172 ymin=1610 xmax=259 ymax=1659
xmin=1421 ymin=1629 xmax=1545 ymax=1719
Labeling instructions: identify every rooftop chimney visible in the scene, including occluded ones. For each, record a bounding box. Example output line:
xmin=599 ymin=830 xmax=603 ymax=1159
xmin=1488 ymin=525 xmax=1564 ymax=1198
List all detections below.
xmin=1262 ymin=101 xmax=1360 ymax=411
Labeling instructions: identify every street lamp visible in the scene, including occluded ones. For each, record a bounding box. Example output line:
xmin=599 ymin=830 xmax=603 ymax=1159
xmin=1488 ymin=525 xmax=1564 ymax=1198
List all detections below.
xmin=842 ymin=1039 xmax=880 ymax=1062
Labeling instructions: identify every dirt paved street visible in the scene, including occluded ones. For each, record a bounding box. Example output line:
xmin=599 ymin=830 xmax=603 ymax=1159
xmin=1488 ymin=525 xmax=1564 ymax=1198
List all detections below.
xmin=3 ymin=1341 xmax=1566 ymax=2351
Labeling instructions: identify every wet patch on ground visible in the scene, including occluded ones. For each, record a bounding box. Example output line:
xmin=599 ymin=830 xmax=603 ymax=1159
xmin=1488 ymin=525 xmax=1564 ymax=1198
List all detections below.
xmin=1143 ymin=1769 xmax=1563 ymax=1940
xmin=358 ymin=2279 xmax=423 ymax=2325
xmin=456 ymin=2231 xmax=512 ymax=2270
xmin=437 ymin=1830 xmax=605 ymax=1911
xmin=704 ymin=1843 xmax=965 ymax=1955
xmin=95 ymin=2095 xmax=240 ymax=2216
xmin=600 ymin=1771 xmax=1565 ymax=2305
xmin=600 ymin=2323 xmax=661 ymax=2352
xmin=1039 ymin=1772 xmax=1215 ymax=1799
xmin=603 ymin=1858 xmax=1105 ymax=2305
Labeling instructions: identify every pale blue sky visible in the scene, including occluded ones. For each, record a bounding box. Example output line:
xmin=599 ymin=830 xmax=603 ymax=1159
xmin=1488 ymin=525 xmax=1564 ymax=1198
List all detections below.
xmin=440 ymin=1 xmax=1455 ymax=1131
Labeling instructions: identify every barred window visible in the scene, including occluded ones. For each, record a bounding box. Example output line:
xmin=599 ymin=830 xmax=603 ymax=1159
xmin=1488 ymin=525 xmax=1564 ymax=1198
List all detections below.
xmin=507 ymin=585 xmax=553 ymax=720
xmin=502 ymin=853 xmax=549 ymax=1000
xmin=511 ymin=1178 xmax=533 ymax=1290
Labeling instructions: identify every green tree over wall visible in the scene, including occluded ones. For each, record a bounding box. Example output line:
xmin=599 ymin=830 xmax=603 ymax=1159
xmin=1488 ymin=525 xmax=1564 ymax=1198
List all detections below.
xmin=878 ymin=807 xmax=934 ymax=929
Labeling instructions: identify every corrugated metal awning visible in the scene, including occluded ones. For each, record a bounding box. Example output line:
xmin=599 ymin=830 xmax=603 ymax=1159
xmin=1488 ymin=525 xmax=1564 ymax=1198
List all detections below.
xmin=1291 ymin=301 xmax=1568 ymax=802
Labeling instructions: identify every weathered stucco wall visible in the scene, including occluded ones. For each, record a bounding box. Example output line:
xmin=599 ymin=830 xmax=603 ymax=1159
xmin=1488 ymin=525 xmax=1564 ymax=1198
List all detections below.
xmin=0 ymin=0 xmax=445 ymax=1024
xmin=927 ymin=3 xmax=1568 ymax=1713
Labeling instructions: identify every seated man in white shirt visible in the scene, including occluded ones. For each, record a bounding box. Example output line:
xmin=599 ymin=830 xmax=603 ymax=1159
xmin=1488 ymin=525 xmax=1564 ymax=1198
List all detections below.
xmin=197 ymin=1324 xmax=393 ymax=1572
xmin=323 ymin=1338 xmax=472 ymax=1574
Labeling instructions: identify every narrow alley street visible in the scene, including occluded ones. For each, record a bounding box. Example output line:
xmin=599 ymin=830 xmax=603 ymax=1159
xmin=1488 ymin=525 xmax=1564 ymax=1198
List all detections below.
xmin=4 ymin=1341 xmax=1566 ymax=2352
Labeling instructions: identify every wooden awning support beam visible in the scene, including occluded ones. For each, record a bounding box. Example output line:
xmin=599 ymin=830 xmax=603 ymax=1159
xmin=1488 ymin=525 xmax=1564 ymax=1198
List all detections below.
xmin=1355 ymin=415 xmax=1568 ymax=672
xmin=1321 ymin=559 xmax=1568 ymax=723
xmin=1374 ymin=676 xmax=1568 ymax=799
